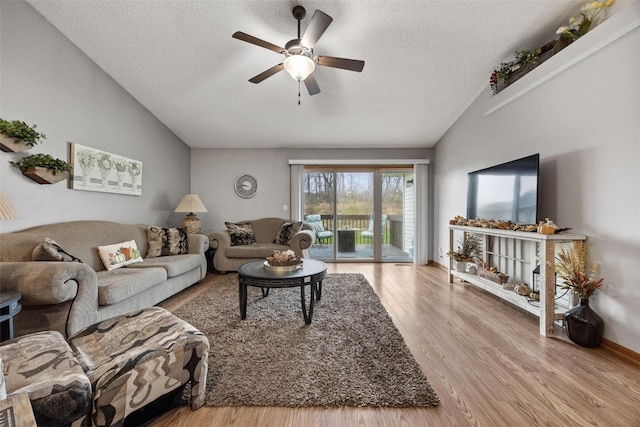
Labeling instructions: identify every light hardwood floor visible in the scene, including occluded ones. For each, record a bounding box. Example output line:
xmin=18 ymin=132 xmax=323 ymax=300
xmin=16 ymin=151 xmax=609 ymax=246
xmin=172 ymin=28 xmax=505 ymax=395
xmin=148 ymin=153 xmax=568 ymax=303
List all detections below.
xmin=154 ymin=263 xmax=640 ymax=426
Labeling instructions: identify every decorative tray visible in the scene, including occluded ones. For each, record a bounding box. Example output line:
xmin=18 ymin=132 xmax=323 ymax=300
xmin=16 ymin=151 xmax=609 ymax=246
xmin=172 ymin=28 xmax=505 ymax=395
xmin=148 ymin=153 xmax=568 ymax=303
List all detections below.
xmin=263 ymin=261 xmax=304 ymax=272
xmin=479 ymin=269 xmax=509 ymax=284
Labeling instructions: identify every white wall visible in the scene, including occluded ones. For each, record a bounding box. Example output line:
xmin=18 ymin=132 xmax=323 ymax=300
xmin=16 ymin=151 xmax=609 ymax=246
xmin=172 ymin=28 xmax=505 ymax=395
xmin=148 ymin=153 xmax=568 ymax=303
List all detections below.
xmin=433 ymin=10 xmax=640 ymax=352
xmin=190 ymin=148 xmax=432 ymax=235
xmin=0 ymin=1 xmax=192 ymax=233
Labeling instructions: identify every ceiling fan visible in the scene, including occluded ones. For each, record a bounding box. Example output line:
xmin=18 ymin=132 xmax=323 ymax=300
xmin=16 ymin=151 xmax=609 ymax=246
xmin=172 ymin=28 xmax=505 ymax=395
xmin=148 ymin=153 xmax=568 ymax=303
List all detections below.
xmin=232 ymin=5 xmax=365 ymax=100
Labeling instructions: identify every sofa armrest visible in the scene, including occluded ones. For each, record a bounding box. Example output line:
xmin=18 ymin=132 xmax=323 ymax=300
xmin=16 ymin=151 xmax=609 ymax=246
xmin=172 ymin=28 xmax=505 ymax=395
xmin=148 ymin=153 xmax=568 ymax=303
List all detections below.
xmin=0 ymin=262 xmax=97 ymax=305
xmin=0 ymin=261 xmax=99 ymax=336
xmin=188 ymin=234 xmax=209 ymax=255
xmin=208 ymin=230 xmax=231 ymax=250
xmin=289 ymin=229 xmax=315 ymax=256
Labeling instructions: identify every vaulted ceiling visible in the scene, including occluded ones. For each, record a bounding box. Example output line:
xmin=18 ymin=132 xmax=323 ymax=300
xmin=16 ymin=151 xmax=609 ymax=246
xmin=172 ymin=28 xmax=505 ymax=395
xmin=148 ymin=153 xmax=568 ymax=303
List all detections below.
xmin=27 ymin=1 xmax=581 ymax=149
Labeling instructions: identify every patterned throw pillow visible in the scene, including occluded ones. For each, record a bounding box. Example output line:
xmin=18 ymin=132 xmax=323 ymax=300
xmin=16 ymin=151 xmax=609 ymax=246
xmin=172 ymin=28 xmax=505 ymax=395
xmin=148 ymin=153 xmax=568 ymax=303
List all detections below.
xmin=146 ymin=226 xmax=189 ymax=258
xmin=97 ymin=240 xmax=143 ymax=271
xmin=33 ymin=238 xmax=83 ymax=263
xmin=225 ymin=222 xmax=256 ymax=246
xmin=274 ymin=221 xmax=303 ymax=245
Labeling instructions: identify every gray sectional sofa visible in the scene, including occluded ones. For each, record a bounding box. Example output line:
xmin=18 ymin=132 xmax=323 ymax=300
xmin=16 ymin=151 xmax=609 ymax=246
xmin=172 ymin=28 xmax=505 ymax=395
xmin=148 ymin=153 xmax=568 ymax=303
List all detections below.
xmin=0 ymin=220 xmax=209 ymax=337
xmin=209 ymin=217 xmax=315 ymax=273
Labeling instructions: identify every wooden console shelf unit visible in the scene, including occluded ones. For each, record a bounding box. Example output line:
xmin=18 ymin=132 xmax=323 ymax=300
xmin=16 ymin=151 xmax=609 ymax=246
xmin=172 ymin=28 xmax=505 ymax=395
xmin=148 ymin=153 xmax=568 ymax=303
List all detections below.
xmin=448 ymin=225 xmax=586 ymax=337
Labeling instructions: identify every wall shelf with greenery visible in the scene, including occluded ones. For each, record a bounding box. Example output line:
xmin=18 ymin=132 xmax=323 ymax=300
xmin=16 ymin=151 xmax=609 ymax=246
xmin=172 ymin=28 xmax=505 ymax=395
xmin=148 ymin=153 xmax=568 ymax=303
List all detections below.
xmin=485 ymin=3 xmax=639 ymax=116
xmin=11 ymin=153 xmax=72 ymax=185
xmin=0 ymin=119 xmax=46 ymax=153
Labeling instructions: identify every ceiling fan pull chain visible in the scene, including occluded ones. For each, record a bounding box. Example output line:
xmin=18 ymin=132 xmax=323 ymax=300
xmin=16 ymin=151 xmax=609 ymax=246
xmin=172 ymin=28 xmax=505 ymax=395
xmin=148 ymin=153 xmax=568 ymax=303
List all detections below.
xmin=298 ymin=80 xmax=301 ymax=105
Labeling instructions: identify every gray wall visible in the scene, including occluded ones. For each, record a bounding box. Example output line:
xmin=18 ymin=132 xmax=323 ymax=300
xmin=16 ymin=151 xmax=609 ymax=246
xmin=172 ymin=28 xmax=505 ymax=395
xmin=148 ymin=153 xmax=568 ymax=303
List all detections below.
xmin=0 ymin=1 xmax=191 ymax=233
xmin=190 ymin=148 xmax=432 ymax=235
xmin=433 ymin=13 xmax=640 ymax=352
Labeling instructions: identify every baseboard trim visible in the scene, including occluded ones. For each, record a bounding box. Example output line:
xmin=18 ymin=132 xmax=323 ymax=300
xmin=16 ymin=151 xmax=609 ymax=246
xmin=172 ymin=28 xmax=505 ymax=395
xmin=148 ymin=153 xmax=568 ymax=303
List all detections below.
xmin=435 ymin=261 xmax=448 ymax=271
xmin=602 ymin=338 xmax=640 ymax=366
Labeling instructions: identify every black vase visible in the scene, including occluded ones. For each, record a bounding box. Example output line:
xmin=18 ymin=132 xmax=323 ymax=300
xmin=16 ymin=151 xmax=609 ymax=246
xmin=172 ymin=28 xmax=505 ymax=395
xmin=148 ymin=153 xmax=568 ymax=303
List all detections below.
xmin=564 ymin=298 xmax=605 ymax=348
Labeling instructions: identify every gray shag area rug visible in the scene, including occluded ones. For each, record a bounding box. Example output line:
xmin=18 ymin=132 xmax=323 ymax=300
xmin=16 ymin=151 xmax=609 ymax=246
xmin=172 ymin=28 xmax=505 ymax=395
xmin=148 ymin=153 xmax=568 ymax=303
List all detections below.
xmin=174 ymin=273 xmax=439 ymax=408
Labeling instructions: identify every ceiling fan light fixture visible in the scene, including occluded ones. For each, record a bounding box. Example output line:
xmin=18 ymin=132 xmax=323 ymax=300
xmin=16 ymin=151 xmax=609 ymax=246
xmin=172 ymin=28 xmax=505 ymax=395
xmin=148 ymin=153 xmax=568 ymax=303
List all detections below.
xmin=284 ymin=54 xmax=315 ymax=81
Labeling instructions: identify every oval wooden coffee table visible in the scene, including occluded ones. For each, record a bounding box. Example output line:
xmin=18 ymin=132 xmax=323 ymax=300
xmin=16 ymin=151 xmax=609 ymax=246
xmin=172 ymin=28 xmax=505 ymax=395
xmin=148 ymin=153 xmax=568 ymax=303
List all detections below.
xmin=237 ymin=259 xmax=327 ymax=324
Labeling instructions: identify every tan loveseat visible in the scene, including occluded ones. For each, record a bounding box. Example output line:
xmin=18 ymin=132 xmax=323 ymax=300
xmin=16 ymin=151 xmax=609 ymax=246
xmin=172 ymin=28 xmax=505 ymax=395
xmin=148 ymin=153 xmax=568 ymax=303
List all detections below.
xmin=208 ymin=217 xmax=315 ymax=273
xmin=0 ymin=220 xmax=208 ymax=337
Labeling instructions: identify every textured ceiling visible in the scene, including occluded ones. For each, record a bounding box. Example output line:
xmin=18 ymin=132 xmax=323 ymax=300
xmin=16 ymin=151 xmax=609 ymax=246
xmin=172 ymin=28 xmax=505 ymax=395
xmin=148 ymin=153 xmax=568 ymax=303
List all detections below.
xmin=27 ymin=0 xmax=581 ymax=149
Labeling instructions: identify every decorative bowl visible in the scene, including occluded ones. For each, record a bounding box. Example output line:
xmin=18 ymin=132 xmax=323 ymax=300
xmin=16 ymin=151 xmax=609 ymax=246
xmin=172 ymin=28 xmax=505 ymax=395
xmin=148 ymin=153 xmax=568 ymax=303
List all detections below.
xmin=264 ymin=261 xmax=303 ymax=272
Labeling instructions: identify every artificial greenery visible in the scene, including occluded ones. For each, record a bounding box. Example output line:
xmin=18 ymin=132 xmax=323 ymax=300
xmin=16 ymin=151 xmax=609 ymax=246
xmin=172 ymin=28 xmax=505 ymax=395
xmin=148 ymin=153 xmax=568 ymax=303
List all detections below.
xmin=0 ymin=118 xmax=46 ymax=146
xmin=448 ymin=234 xmax=482 ymax=262
xmin=11 ymin=153 xmax=72 ymax=174
xmin=490 ymin=49 xmax=542 ymax=94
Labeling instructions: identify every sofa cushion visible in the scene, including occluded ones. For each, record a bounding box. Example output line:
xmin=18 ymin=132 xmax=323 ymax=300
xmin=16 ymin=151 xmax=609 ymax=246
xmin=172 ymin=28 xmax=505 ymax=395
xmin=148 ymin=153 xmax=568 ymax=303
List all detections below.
xmin=97 ymin=267 xmax=167 ymax=305
xmin=126 ymin=253 xmax=203 ymax=278
xmin=225 ymin=243 xmax=291 ymax=259
xmin=274 ymin=221 xmax=303 ymax=245
xmin=225 ymin=222 xmax=256 ymax=246
xmin=32 ymin=238 xmax=83 ymax=263
xmin=97 ymin=240 xmax=143 ymax=271
xmin=225 ymin=245 xmax=258 ymax=258
xmin=250 ymin=218 xmax=285 ymax=243
xmin=146 ymin=226 xmax=189 ymax=257
xmin=0 ymin=331 xmax=91 ymax=426
xmin=256 ymin=244 xmax=291 ymax=258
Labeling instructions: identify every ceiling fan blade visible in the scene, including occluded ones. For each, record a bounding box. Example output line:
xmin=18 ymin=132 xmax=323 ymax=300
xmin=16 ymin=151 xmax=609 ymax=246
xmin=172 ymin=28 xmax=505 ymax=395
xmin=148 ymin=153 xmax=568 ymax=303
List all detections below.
xmin=301 ymin=10 xmax=333 ymax=49
xmin=317 ymin=56 xmax=365 ymax=72
xmin=232 ymin=31 xmax=285 ymax=54
xmin=248 ymin=63 xmax=284 ymax=84
xmin=304 ymin=74 xmax=321 ymax=95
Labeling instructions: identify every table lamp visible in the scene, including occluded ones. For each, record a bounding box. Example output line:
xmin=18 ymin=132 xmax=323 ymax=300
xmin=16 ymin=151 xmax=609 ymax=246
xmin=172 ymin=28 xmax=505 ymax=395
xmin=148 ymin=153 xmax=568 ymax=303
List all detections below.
xmin=174 ymin=194 xmax=207 ymax=234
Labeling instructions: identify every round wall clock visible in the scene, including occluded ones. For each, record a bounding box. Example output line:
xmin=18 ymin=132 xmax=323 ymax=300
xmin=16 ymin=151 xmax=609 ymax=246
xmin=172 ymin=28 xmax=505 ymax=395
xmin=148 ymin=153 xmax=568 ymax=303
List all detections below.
xmin=234 ymin=174 xmax=258 ymax=198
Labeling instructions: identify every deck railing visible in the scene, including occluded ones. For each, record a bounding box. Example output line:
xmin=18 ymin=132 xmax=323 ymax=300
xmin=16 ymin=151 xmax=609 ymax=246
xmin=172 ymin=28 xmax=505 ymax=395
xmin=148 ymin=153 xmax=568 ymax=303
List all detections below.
xmin=311 ymin=214 xmax=403 ymax=247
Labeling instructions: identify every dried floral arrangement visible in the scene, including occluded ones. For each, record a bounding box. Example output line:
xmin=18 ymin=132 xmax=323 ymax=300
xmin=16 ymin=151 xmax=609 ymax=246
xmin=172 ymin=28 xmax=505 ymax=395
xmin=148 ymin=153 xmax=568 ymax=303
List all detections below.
xmin=450 ymin=215 xmax=538 ymax=232
xmin=266 ymin=249 xmax=301 ymax=266
xmin=553 ymin=242 xmax=603 ymax=299
xmin=448 ymin=234 xmax=482 ymax=262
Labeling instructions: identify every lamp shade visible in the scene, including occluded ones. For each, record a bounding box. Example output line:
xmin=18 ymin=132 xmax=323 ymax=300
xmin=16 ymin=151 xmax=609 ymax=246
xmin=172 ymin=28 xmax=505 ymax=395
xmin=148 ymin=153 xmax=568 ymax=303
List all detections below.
xmin=284 ymin=55 xmax=315 ymax=81
xmin=0 ymin=192 xmax=19 ymax=220
xmin=174 ymin=194 xmax=208 ymax=213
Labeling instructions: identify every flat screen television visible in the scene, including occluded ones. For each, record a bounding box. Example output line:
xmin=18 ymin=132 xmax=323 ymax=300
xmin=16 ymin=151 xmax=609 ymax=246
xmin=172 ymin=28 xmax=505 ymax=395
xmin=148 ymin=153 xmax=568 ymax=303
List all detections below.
xmin=466 ymin=154 xmax=539 ymax=224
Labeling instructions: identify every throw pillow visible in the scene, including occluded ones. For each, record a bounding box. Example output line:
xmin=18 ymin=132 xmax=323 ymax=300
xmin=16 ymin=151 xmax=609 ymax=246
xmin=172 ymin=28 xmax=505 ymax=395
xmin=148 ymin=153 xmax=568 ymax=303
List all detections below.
xmin=97 ymin=240 xmax=143 ymax=271
xmin=225 ymin=222 xmax=256 ymax=246
xmin=146 ymin=226 xmax=189 ymax=257
xmin=274 ymin=221 xmax=303 ymax=245
xmin=33 ymin=238 xmax=83 ymax=263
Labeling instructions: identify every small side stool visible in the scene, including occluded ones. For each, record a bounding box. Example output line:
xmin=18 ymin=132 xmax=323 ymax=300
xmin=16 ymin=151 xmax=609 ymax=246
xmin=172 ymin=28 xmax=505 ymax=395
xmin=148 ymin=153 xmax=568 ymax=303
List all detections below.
xmin=68 ymin=307 xmax=209 ymax=427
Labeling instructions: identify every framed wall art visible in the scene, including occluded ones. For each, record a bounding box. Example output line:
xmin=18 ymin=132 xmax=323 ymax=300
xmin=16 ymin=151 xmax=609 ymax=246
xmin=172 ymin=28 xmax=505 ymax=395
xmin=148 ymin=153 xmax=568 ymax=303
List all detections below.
xmin=70 ymin=143 xmax=142 ymax=196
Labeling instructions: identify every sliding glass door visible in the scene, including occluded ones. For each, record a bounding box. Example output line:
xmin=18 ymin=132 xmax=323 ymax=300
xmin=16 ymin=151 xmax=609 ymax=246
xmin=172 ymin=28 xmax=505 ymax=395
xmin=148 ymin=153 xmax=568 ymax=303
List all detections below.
xmin=381 ymin=170 xmax=414 ymax=261
xmin=303 ymin=167 xmax=414 ymax=262
xmin=336 ymin=171 xmax=373 ymax=260
xmin=302 ymin=170 xmax=335 ymax=259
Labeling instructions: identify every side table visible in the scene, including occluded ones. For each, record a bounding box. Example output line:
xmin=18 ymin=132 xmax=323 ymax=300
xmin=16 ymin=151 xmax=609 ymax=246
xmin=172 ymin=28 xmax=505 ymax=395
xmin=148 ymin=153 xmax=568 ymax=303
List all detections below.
xmin=0 ymin=291 xmax=21 ymax=342
xmin=337 ymin=229 xmax=358 ymax=253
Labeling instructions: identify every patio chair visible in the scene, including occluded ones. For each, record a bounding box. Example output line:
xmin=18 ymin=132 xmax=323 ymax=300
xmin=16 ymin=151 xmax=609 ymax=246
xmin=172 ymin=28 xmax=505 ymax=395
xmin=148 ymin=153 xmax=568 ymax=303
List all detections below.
xmin=361 ymin=214 xmax=388 ymax=242
xmin=305 ymin=214 xmax=333 ymax=244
